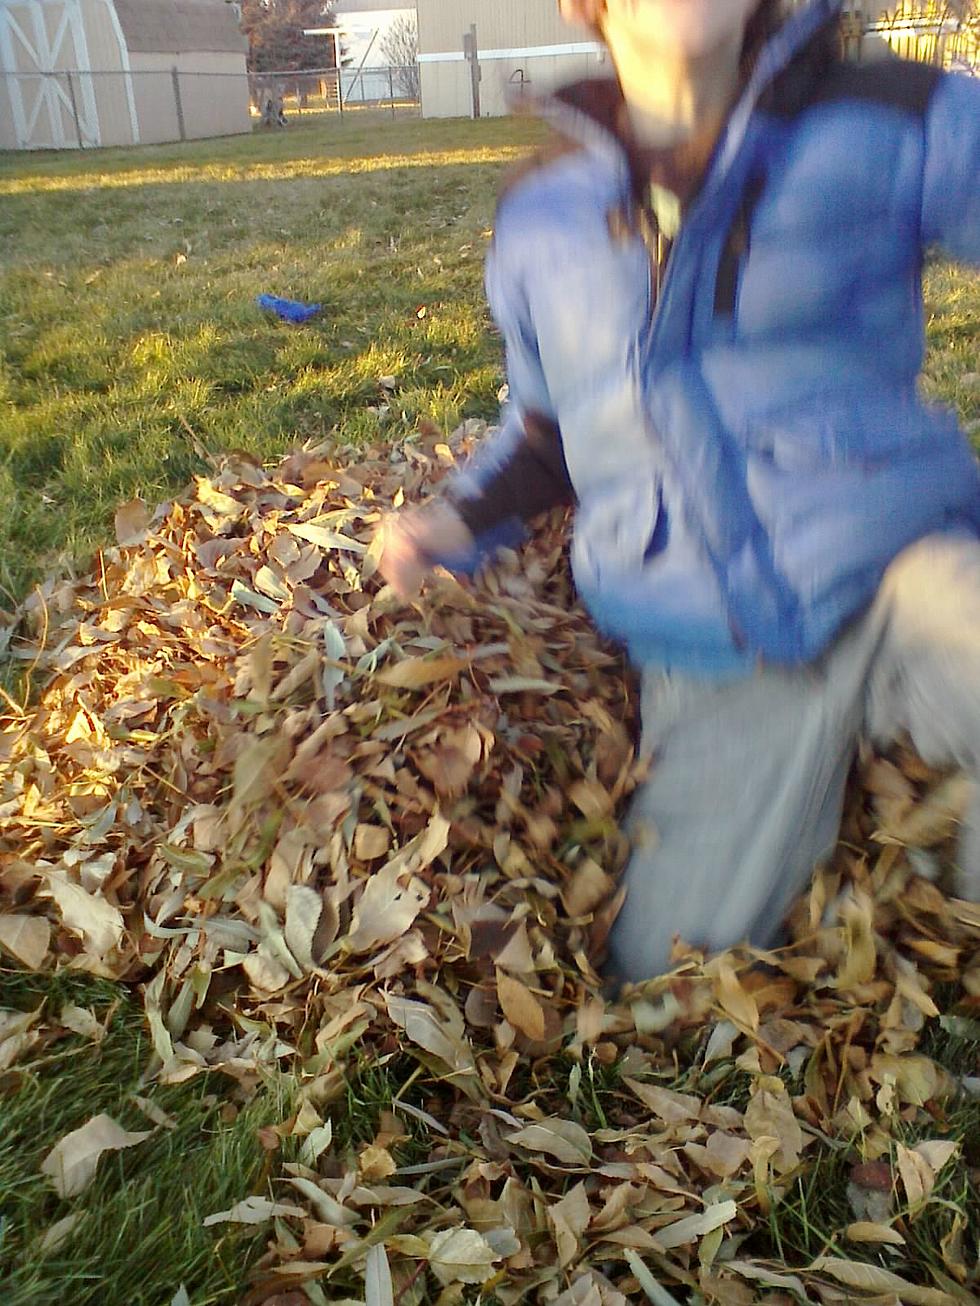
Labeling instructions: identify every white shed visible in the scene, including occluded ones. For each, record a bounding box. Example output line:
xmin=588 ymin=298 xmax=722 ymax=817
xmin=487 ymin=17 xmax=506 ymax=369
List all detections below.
xmin=0 ymin=0 xmax=251 ymax=151
xmin=416 ymin=0 xmax=606 ymax=120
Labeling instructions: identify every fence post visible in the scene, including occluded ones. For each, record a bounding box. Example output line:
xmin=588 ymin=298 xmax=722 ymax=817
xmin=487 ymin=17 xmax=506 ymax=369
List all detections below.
xmin=65 ymin=70 xmax=84 ymax=148
xmin=171 ymin=65 xmax=186 ymax=141
xmin=463 ymin=25 xmax=481 ymax=119
xmin=388 ymin=66 xmax=395 ymax=118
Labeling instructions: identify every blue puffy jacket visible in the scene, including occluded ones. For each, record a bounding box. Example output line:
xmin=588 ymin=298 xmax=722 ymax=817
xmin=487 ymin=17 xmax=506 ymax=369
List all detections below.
xmin=449 ymin=0 xmax=980 ymax=677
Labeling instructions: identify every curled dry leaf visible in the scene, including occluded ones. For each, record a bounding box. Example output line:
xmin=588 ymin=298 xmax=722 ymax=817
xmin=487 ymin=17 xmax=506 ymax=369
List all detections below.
xmin=202 ymin=1197 xmax=307 ymax=1228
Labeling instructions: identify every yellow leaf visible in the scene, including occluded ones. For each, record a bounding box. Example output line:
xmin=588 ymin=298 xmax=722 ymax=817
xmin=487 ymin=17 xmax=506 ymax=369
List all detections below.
xmin=845 ymin=1221 xmax=906 ymax=1245
xmin=714 ymin=962 xmax=760 ymax=1032
xmin=496 ymin=970 xmax=546 ymax=1041
xmin=376 ymin=655 xmax=465 ymax=689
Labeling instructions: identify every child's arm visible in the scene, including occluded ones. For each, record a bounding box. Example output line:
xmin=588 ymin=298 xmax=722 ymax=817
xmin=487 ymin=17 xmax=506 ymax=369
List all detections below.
xmin=921 ymin=71 xmax=980 ymax=263
xmin=378 ymin=238 xmax=574 ymax=594
xmin=441 ymin=235 xmax=575 ymax=541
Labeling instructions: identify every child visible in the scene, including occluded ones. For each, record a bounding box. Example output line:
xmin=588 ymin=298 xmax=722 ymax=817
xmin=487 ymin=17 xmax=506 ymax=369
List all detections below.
xmin=379 ymin=0 xmax=980 ymax=982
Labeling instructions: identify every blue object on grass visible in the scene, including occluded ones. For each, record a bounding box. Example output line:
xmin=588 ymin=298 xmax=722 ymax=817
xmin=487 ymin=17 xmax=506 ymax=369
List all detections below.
xmin=256 ymin=294 xmax=321 ymax=324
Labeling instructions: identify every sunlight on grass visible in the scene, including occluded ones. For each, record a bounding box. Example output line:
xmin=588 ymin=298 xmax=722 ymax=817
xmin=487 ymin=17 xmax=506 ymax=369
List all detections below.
xmin=0 ymin=117 xmax=527 ymax=599
xmin=0 ymin=147 xmax=531 ymax=196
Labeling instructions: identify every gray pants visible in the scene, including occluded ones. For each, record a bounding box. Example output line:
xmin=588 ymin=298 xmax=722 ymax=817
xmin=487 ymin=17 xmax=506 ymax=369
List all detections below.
xmin=606 ymin=534 xmax=980 ymax=983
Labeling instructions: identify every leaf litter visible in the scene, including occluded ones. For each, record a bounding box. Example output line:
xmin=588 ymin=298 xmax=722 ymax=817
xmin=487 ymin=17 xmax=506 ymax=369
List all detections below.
xmin=2 ymin=422 xmax=980 ymax=1302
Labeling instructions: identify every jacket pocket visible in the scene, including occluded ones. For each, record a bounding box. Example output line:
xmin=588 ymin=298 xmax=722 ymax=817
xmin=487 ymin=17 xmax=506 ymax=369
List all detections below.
xmin=572 ymin=472 xmax=664 ymax=590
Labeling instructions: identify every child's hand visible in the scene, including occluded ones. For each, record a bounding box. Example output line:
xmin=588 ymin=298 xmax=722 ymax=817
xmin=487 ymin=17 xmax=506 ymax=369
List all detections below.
xmin=377 ymin=501 xmax=475 ymax=598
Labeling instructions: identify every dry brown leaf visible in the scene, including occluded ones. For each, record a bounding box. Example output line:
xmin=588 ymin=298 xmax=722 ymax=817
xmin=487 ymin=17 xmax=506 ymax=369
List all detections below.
xmin=496 ymin=970 xmax=546 ymax=1041
xmin=714 ymin=963 xmax=760 ymax=1032
xmin=41 ymin=1115 xmax=152 ymax=1198
xmin=0 ymin=913 xmax=50 ymax=970
xmin=353 ymin=824 xmax=391 ymax=861
xmin=345 ymin=865 xmax=430 ymax=954
xmin=844 ymin=1221 xmax=905 ymax=1246
xmin=376 ymin=655 xmax=465 ymax=689
xmin=809 ymin=1256 xmax=953 ymax=1304
xmin=548 ymin=1181 xmax=592 ymax=1269
xmin=114 ymin=498 xmax=150 ymax=546
xmin=506 ymin=1118 xmax=593 ymax=1166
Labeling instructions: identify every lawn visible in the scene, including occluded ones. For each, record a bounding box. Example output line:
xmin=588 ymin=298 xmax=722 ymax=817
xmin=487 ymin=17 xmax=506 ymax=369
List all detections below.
xmin=1 ymin=113 xmax=979 ymax=1306
xmin=0 ymin=113 xmax=544 ymax=606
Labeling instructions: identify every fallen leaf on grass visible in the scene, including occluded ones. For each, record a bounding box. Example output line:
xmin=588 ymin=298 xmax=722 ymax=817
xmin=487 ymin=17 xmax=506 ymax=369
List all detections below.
xmin=44 ymin=879 xmax=124 ymax=962
xmin=896 ymin=1139 xmax=959 ymax=1212
xmin=809 ymin=1256 xmax=953 ymax=1304
xmin=845 ymin=1221 xmax=906 ymax=1245
xmin=548 ymin=1181 xmax=591 ymax=1269
xmin=60 ymin=1004 xmax=106 ymax=1043
xmin=655 ymin=1200 xmax=737 ymax=1250
xmin=41 ymin=1114 xmax=152 ymax=1198
xmin=714 ymin=962 xmax=759 ymax=1032
xmin=346 ymin=865 xmax=430 ymax=954
xmin=506 ymin=1118 xmax=593 ymax=1166
xmin=364 ymin=1243 xmax=394 ymax=1306
xmin=385 ymin=994 xmax=476 ymax=1078
xmin=114 ymin=498 xmax=150 ymax=547
xmin=7 ymin=430 xmax=980 ymax=1305
xmin=427 ymin=1226 xmax=500 ymax=1286
xmin=623 ymin=1251 xmax=684 ymax=1306
xmin=203 ymin=1196 xmax=306 ymax=1227
xmin=38 ymin=1213 xmax=82 ymax=1254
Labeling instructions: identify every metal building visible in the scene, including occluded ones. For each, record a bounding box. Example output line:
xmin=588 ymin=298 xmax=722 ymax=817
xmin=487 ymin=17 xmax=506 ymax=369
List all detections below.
xmin=0 ymin=0 xmax=251 ymax=151
xmin=416 ymin=0 xmax=607 ymax=119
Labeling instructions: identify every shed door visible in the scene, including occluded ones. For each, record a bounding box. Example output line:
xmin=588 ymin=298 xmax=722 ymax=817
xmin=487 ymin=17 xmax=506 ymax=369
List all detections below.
xmin=0 ymin=0 xmax=100 ymax=148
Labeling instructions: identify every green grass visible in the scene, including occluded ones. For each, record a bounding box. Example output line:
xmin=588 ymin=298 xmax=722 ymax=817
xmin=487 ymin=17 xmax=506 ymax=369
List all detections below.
xmin=0 ymin=969 xmax=296 ymax=1306
xmin=1 ymin=113 xmax=979 ymax=1304
xmin=0 ymin=114 xmax=544 ymax=605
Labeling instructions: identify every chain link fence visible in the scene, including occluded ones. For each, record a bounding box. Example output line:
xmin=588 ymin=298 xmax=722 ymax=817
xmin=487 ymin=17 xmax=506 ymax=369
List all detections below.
xmin=0 ymin=62 xmax=421 ymax=151
xmin=249 ymin=64 xmax=420 ymax=124
xmin=2 ymin=8 xmax=975 ymax=153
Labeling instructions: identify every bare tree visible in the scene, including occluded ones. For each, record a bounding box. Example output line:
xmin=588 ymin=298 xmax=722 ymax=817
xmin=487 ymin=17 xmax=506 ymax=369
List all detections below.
xmin=380 ymin=12 xmax=420 ymax=101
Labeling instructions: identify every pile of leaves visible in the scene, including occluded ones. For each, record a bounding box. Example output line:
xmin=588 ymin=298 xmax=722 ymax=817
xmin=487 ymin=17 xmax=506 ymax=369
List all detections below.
xmin=2 ymin=424 xmax=980 ymax=1305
